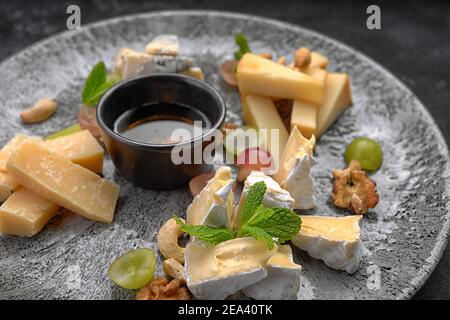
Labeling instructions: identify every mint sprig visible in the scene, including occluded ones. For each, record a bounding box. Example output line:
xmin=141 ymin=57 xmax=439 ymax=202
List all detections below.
xmin=82 ymin=61 xmax=120 ymax=107
xmin=174 ymin=182 xmax=301 ymax=249
xmin=234 ymin=34 xmax=251 ymax=60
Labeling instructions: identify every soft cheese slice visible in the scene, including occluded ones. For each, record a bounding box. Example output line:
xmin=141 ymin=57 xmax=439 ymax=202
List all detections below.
xmin=0 ymin=134 xmax=43 ymax=172
xmin=185 ymin=237 xmax=277 ymax=300
xmin=0 ymin=172 xmax=19 ymax=202
xmin=235 ymin=171 xmax=294 ymax=227
xmin=45 ymin=130 xmax=104 ymax=173
xmin=243 ymin=245 xmax=301 ymax=300
xmin=316 ymin=73 xmax=352 ymax=137
xmin=310 ymin=51 xmax=329 ymax=69
xmin=291 ymin=215 xmax=362 ymax=273
xmin=242 ymin=95 xmax=289 ymax=169
xmin=7 ymin=142 xmax=119 ymax=223
xmin=237 ymin=53 xmax=325 ymax=105
xmin=273 ymin=126 xmax=316 ymax=210
xmin=0 ymin=187 xmax=59 ymax=237
xmin=145 ymin=34 xmax=180 ymax=56
xmin=186 ymin=166 xmax=234 ymax=228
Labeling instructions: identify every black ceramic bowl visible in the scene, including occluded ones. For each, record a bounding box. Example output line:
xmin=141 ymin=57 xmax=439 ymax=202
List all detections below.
xmin=97 ymin=74 xmax=226 ymax=190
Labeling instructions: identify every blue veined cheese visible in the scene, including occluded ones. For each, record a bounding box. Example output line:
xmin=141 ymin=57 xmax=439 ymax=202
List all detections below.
xmin=273 ymin=126 xmax=316 ymax=210
xmin=243 ymin=245 xmax=301 ymax=300
xmin=291 ymin=215 xmax=362 ymax=274
xmin=118 ymin=49 xmax=193 ymax=79
xmin=184 ymin=237 xmax=277 ymax=300
xmin=235 ymin=170 xmax=294 ymax=227
xmin=145 ymin=34 xmax=180 ymax=56
xmin=186 ymin=166 xmax=235 ymax=228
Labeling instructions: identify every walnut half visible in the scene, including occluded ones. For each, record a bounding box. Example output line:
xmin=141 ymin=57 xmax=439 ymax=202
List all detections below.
xmin=332 ymin=160 xmax=379 ymax=215
xmin=136 ymin=278 xmax=191 ymax=300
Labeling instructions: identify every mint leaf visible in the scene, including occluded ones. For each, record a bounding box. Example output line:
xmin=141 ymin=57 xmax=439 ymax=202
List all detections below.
xmin=234 ymin=34 xmax=251 ymax=60
xmin=174 ymin=217 xmax=235 ymax=246
xmin=240 ymin=181 xmax=266 ymax=226
xmin=237 ymin=225 xmax=274 ymax=250
xmin=245 ymin=207 xmax=301 ymax=243
xmin=82 ymin=62 xmax=120 ymax=107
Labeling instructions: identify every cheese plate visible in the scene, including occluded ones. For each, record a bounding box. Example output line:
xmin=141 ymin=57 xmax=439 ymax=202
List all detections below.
xmin=0 ymin=11 xmax=449 ymax=300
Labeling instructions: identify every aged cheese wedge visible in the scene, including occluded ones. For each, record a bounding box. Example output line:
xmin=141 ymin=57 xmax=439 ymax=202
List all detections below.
xmin=0 ymin=134 xmax=43 ymax=172
xmin=273 ymin=126 xmax=316 ymax=210
xmin=235 ymin=171 xmax=294 ymax=227
xmin=291 ymin=215 xmax=362 ymax=273
xmin=0 ymin=187 xmax=59 ymax=237
xmin=185 ymin=237 xmax=277 ymax=300
xmin=243 ymin=245 xmax=301 ymax=300
xmin=44 ymin=130 xmax=104 ymax=173
xmin=7 ymin=142 xmax=119 ymax=223
xmin=310 ymin=51 xmax=329 ymax=69
xmin=242 ymin=95 xmax=289 ymax=169
xmin=186 ymin=166 xmax=234 ymax=228
xmin=237 ymin=53 xmax=325 ymax=105
xmin=0 ymin=172 xmax=19 ymax=202
xmin=304 ymin=66 xmax=327 ymax=83
xmin=291 ymin=100 xmax=317 ymax=139
xmin=316 ymin=73 xmax=352 ymax=137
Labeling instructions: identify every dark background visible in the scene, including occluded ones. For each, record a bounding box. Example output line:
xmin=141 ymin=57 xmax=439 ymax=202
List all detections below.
xmin=0 ymin=0 xmax=448 ymax=299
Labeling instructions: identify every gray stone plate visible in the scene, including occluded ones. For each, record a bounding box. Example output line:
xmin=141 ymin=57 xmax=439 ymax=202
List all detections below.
xmin=0 ymin=11 xmax=449 ymax=300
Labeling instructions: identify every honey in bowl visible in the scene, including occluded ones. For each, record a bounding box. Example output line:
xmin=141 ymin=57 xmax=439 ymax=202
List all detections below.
xmin=114 ymin=102 xmax=211 ymax=145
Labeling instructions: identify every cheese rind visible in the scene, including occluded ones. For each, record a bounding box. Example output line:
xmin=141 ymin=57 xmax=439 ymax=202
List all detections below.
xmin=0 ymin=172 xmax=19 ymax=202
xmin=235 ymin=171 xmax=294 ymax=227
xmin=273 ymin=126 xmax=316 ymax=210
xmin=243 ymin=245 xmax=301 ymax=300
xmin=0 ymin=187 xmax=59 ymax=237
xmin=291 ymin=215 xmax=362 ymax=273
xmin=186 ymin=166 xmax=235 ymax=228
xmin=237 ymin=53 xmax=325 ymax=105
xmin=185 ymin=237 xmax=277 ymax=300
xmin=0 ymin=134 xmax=43 ymax=172
xmin=7 ymin=142 xmax=119 ymax=223
xmin=316 ymin=73 xmax=352 ymax=137
xmin=44 ymin=130 xmax=104 ymax=173
xmin=242 ymin=95 xmax=289 ymax=169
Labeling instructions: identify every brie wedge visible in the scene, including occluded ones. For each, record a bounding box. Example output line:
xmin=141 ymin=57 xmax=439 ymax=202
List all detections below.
xmin=185 ymin=237 xmax=277 ymax=300
xmin=145 ymin=34 xmax=180 ymax=56
xmin=235 ymin=171 xmax=294 ymax=227
xmin=273 ymin=126 xmax=316 ymax=210
xmin=243 ymin=245 xmax=301 ymax=300
xmin=186 ymin=166 xmax=235 ymax=228
xmin=291 ymin=215 xmax=362 ymax=273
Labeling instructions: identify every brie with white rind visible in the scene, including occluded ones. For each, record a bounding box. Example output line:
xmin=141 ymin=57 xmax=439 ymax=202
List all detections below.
xmin=273 ymin=126 xmax=316 ymax=210
xmin=186 ymin=166 xmax=235 ymax=228
xmin=291 ymin=215 xmax=362 ymax=274
xmin=235 ymin=171 xmax=294 ymax=227
xmin=243 ymin=245 xmax=301 ymax=300
xmin=145 ymin=34 xmax=180 ymax=56
xmin=185 ymin=237 xmax=277 ymax=300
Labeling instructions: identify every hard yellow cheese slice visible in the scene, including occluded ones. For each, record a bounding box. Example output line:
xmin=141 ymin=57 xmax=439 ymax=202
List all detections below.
xmin=7 ymin=142 xmax=119 ymax=223
xmin=237 ymin=53 xmax=325 ymax=105
xmin=310 ymin=51 xmax=329 ymax=69
xmin=44 ymin=130 xmax=104 ymax=173
xmin=0 ymin=187 xmax=59 ymax=237
xmin=0 ymin=134 xmax=43 ymax=172
xmin=0 ymin=172 xmax=19 ymax=202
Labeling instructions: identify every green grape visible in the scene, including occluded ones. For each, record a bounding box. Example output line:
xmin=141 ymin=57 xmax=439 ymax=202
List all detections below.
xmin=344 ymin=137 xmax=383 ymax=171
xmin=108 ymin=248 xmax=156 ymax=289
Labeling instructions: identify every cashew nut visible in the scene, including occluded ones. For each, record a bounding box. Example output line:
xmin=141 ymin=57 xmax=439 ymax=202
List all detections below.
xmin=157 ymin=218 xmax=186 ymax=264
xmin=259 ymin=52 xmax=272 ymax=60
xmin=20 ymin=98 xmax=57 ymax=123
xmin=277 ymin=56 xmax=287 ymax=65
xmin=163 ymin=258 xmax=186 ymax=283
xmin=294 ymin=47 xmax=311 ymax=69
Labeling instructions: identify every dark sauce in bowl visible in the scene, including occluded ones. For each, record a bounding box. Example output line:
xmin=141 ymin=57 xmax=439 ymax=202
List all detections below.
xmin=114 ymin=102 xmax=211 ymax=145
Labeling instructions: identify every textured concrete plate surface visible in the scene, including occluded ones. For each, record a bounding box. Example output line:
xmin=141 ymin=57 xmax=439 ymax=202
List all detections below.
xmin=0 ymin=11 xmax=449 ymax=300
